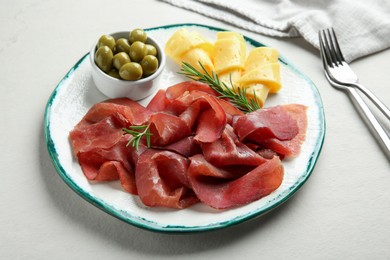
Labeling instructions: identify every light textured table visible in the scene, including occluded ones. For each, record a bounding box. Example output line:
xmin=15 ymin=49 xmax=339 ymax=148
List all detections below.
xmin=1 ymin=0 xmax=389 ymax=259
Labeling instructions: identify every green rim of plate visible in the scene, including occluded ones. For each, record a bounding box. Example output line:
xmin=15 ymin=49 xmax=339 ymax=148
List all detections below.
xmin=44 ymin=23 xmax=326 ymax=233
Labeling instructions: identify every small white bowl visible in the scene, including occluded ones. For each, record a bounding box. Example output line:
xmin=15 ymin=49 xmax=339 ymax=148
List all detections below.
xmin=90 ymin=31 xmax=166 ymax=100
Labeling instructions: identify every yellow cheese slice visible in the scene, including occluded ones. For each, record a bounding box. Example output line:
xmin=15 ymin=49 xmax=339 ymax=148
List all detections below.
xmin=216 ymin=31 xmax=244 ymax=41
xmin=213 ymin=33 xmax=246 ymax=75
xmin=244 ymin=84 xmax=270 ymax=108
xmin=165 ymin=29 xmax=213 ymax=60
xmin=244 ymin=47 xmax=279 ymax=73
xmin=179 ymin=47 xmax=215 ymax=75
xmin=237 ymin=62 xmax=281 ymax=93
xmin=218 ymin=70 xmax=242 ymax=89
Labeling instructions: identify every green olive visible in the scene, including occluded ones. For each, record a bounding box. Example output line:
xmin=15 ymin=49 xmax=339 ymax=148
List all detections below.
xmin=115 ymin=38 xmax=131 ymax=53
xmin=119 ymin=62 xmax=143 ymax=80
xmin=97 ymin=35 xmax=116 ymax=51
xmin=107 ymin=69 xmax=120 ymax=79
xmin=129 ymin=29 xmax=147 ymax=43
xmin=145 ymin=44 xmax=157 ymax=56
xmin=113 ymin=52 xmax=131 ymax=70
xmin=95 ymin=46 xmax=113 ymax=72
xmin=140 ymin=55 xmax=159 ymax=77
xmin=129 ymin=41 xmax=147 ymax=62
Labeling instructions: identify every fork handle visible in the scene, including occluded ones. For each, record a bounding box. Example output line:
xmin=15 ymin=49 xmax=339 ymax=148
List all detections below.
xmin=347 ymin=87 xmax=390 ymax=159
xmin=351 ymin=83 xmax=390 ymax=121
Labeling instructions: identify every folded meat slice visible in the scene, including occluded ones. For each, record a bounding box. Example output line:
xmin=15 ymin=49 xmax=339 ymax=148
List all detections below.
xmin=158 ymin=81 xmax=220 ymax=116
xmin=260 ymin=104 xmax=308 ymax=157
xmin=69 ymin=98 xmax=152 ymax=194
xmin=195 ymin=107 xmax=225 ymax=143
xmin=216 ymin=98 xmax=244 ymax=124
xmin=70 ymin=117 xmax=140 ymax=194
xmin=69 ymin=115 xmax=124 ymax=155
xmin=76 ymin=137 xmax=139 ymax=194
xmin=175 ymin=90 xmax=227 ymax=143
xmin=233 ymin=105 xmax=299 ymax=143
xmin=70 ymin=98 xmax=152 ymax=155
xmin=135 ymin=149 xmax=199 ymax=209
xmin=84 ymin=97 xmax=151 ymax=125
xmin=148 ymin=112 xmax=192 ymax=146
xmin=165 ymin=81 xmax=218 ymax=100
xmin=188 ymin=155 xmax=284 ymax=209
xmin=162 ymin=136 xmax=201 ymax=158
xmin=146 ymin=89 xmax=168 ymax=112
xmin=201 ymin=125 xmax=267 ymax=167
xmin=148 ymin=82 xmax=227 ymax=144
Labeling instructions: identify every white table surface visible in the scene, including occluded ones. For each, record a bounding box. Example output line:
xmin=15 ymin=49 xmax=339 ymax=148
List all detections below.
xmin=1 ymin=0 xmax=389 ymax=259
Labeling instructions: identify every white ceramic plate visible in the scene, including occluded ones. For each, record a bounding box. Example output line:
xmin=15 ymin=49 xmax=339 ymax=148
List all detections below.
xmin=44 ymin=24 xmax=325 ymax=233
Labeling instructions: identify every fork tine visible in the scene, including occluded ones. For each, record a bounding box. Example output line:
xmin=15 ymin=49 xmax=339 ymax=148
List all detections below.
xmin=323 ymin=28 xmax=340 ymax=67
xmin=327 ymin=28 xmax=345 ymax=65
xmin=319 ymin=30 xmax=334 ymax=68
xmin=318 ymin=32 xmax=328 ymax=66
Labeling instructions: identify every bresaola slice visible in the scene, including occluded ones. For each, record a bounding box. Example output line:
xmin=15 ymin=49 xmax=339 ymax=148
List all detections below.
xmin=84 ymin=98 xmax=151 ymax=126
xmin=165 ymin=81 xmax=218 ymax=100
xmin=69 ymin=81 xmax=308 ymax=209
xmin=69 ymin=115 xmax=124 ymax=155
xmin=187 ymin=155 xmax=284 ymax=209
xmin=259 ymin=104 xmax=308 ymax=157
xmin=69 ymin=99 xmax=151 ymax=194
xmin=232 ymin=105 xmax=299 ymax=143
xmin=174 ymin=90 xmax=227 ymax=143
xmin=148 ymin=112 xmax=192 ymax=146
xmin=201 ymin=125 xmax=267 ymax=167
xmin=136 ymin=149 xmax=199 ymax=208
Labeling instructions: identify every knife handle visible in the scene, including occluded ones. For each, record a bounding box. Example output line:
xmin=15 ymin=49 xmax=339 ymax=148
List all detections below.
xmin=347 ymin=87 xmax=390 ymax=160
xmin=352 ymin=82 xmax=390 ymax=121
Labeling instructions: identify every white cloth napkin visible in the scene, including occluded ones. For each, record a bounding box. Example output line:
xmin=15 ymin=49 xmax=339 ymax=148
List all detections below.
xmin=160 ymin=0 xmax=390 ymax=62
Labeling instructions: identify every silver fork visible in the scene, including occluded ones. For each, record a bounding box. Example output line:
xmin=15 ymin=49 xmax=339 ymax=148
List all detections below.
xmin=319 ymin=28 xmax=390 ymax=158
xmin=319 ymin=28 xmax=390 ymax=120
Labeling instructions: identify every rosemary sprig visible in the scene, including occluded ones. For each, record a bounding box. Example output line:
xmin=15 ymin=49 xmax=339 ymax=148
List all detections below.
xmin=122 ymin=125 xmax=152 ymax=151
xmin=179 ymin=62 xmax=260 ymax=113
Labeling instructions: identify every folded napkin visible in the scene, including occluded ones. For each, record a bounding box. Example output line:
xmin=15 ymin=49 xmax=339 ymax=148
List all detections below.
xmin=160 ymin=0 xmax=390 ymax=62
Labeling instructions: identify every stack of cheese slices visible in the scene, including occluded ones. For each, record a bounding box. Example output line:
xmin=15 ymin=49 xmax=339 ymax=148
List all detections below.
xmin=165 ymin=28 xmax=281 ymax=107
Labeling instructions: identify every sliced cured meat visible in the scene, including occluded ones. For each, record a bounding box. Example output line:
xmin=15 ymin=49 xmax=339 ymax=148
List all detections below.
xmin=148 ymin=82 xmax=228 ymax=144
xmin=165 ymin=81 xmax=218 ymax=100
xmin=176 ymin=90 xmax=226 ymax=142
xmin=146 ymin=89 xmax=169 ymax=112
xmin=216 ymin=98 xmax=244 ymax=117
xmin=70 ymin=98 xmax=153 ymax=155
xmin=162 ymin=136 xmax=202 ymax=158
xmin=76 ymin=136 xmax=138 ymax=194
xmin=178 ymin=100 xmax=202 ymax=129
xmin=135 ymin=149 xmax=199 ymax=208
xmin=260 ymin=104 xmax=308 ymax=157
xmin=246 ymin=143 xmax=280 ymax=160
xmin=84 ymin=98 xmax=151 ymax=125
xmin=216 ymin=98 xmax=244 ymax=124
xmin=69 ymin=81 xmax=308 ymax=210
xmin=69 ymin=115 xmax=124 ymax=155
xmin=69 ymin=98 xmax=152 ymax=195
xmin=195 ymin=107 xmax=226 ymax=143
xmin=201 ymin=125 xmax=267 ymax=167
xmin=188 ymin=155 xmax=284 ymax=209
xmin=160 ymin=81 xmax=220 ymax=116
xmin=233 ymin=105 xmax=299 ymax=143
xmin=148 ymin=112 xmax=192 ymax=146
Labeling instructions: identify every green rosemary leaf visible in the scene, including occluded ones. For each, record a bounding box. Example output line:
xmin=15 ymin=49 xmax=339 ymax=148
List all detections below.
xmin=122 ymin=125 xmax=152 ymax=151
xmin=127 ymin=125 xmax=148 ymax=130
